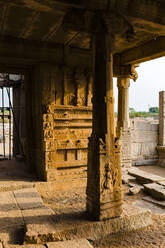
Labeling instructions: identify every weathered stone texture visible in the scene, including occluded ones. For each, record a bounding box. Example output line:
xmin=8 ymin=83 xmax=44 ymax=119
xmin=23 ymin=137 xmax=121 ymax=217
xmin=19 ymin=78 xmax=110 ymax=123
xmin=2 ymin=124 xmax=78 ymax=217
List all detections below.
xmin=128 ymin=167 xmax=164 ymax=184
xmin=144 ymin=183 xmax=165 ymax=200
xmin=131 ymin=119 xmax=158 ymax=164
xmin=26 ymin=63 xmax=92 ymax=180
xmin=24 ymin=203 xmax=152 ymax=244
xmin=47 ymin=239 xmax=93 ymax=248
xmin=158 ymin=91 xmax=165 ymax=167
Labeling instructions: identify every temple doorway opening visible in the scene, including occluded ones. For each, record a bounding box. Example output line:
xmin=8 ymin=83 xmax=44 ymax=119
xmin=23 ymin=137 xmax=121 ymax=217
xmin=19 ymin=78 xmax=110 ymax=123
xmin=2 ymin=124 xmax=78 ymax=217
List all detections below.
xmin=0 ymin=74 xmax=25 ymax=160
xmin=0 ymin=73 xmax=36 ymax=182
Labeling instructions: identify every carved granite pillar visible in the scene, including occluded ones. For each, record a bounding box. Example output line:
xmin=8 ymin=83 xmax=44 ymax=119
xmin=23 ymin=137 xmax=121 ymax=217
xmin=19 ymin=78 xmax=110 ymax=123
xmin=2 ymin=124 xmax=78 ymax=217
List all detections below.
xmin=159 ymin=91 xmax=165 ymax=146
xmin=86 ymin=15 xmax=122 ymax=221
xmin=117 ymin=78 xmax=132 ymax=167
xmin=117 ymin=78 xmax=130 ymax=131
xmin=157 ymin=91 xmax=165 ymax=167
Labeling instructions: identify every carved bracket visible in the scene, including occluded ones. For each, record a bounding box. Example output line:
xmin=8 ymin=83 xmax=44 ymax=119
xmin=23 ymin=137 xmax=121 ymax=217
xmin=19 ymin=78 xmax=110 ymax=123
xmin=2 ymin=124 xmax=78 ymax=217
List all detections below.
xmin=113 ymin=59 xmax=139 ymax=82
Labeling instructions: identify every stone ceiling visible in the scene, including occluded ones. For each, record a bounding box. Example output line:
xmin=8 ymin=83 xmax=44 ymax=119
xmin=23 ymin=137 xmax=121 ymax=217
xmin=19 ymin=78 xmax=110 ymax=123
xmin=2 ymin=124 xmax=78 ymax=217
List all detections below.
xmin=0 ymin=0 xmax=164 ymax=56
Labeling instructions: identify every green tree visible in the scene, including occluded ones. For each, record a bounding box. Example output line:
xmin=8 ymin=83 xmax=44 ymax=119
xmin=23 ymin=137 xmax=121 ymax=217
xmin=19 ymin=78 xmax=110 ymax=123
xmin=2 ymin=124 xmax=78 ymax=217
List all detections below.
xmin=149 ymin=107 xmax=159 ymax=113
xmin=129 ymin=107 xmax=135 ymax=113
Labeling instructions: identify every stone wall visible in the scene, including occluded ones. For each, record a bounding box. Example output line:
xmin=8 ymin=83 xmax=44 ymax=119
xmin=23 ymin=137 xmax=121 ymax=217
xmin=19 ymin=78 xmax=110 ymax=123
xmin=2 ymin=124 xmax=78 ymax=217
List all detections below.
xmin=130 ymin=118 xmax=159 ymax=165
xmin=25 ymin=64 xmax=159 ymax=180
xmin=25 ymin=64 xmax=92 ymax=181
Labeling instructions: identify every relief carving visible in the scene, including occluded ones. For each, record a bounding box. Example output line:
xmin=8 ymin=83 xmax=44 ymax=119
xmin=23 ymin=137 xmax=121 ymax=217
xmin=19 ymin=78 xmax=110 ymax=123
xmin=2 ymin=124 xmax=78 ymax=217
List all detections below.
xmin=74 ymin=68 xmax=87 ymax=106
xmin=44 ymin=130 xmax=53 ymax=140
xmin=102 ymin=160 xmax=119 ymax=192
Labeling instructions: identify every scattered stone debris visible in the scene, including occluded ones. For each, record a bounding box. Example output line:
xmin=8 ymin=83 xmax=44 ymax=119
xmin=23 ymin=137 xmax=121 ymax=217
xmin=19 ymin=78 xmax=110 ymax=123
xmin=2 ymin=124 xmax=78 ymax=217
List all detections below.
xmin=143 ymin=196 xmax=165 ymax=209
xmin=144 ymin=183 xmax=165 ymax=200
xmin=128 ymin=167 xmax=165 ymax=184
xmin=122 ymin=174 xmax=135 ymax=184
xmin=129 ymin=186 xmax=141 ymax=195
xmin=122 ymin=168 xmax=136 ymax=185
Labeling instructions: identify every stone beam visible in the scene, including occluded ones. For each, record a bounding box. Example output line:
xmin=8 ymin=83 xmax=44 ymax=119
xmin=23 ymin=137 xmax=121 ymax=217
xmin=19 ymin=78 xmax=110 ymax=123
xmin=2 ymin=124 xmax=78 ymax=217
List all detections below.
xmin=2 ymin=0 xmax=165 ymax=30
xmin=113 ymin=0 xmax=165 ymax=29
xmin=0 ymin=36 xmax=91 ymax=68
xmin=0 ymin=0 xmax=106 ymax=12
xmin=119 ymin=36 xmax=165 ymax=65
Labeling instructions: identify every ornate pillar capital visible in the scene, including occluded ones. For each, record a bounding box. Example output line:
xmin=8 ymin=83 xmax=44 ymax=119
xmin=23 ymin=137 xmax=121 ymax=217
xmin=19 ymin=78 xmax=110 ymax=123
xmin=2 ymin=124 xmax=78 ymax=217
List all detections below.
xmin=117 ymin=77 xmax=130 ymax=89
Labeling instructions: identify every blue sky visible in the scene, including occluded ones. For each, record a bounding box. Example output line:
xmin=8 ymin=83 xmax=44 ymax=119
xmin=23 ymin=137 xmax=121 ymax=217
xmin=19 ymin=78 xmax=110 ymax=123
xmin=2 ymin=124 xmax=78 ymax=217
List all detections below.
xmin=114 ymin=56 xmax=165 ymax=112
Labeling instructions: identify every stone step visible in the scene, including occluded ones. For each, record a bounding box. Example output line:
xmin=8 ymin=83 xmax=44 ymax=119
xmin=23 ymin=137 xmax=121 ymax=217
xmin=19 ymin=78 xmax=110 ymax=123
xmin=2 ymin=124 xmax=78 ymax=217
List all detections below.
xmin=24 ymin=204 xmax=152 ymax=244
xmin=143 ymin=196 xmax=165 ymax=208
xmin=4 ymin=239 xmax=93 ymax=248
xmin=144 ymin=183 xmax=165 ymax=200
xmin=0 ymin=182 xmax=34 ymax=193
xmin=0 ymin=187 xmax=55 ymax=244
xmin=128 ymin=167 xmax=165 ymax=185
xmin=0 ymin=177 xmax=87 ymax=194
xmin=47 ymin=239 xmax=93 ymax=248
xmin=4 ymin=245 xmax=44 ymax=248
xmin=132 ymin=159 xmax=158 ymax=166
xmin=122 ymin=174 xmax=136 ymax=184
xmin=13 ymin=188 xmax=45 ymax=210
xmin=0 ymin=190 xmax=25 ymax=244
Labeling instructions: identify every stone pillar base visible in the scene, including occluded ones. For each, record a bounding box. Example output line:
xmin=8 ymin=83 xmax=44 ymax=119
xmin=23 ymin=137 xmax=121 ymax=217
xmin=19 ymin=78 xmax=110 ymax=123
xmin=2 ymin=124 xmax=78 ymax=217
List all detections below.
xmin=86 ymin=136 xmax=123 ymax=221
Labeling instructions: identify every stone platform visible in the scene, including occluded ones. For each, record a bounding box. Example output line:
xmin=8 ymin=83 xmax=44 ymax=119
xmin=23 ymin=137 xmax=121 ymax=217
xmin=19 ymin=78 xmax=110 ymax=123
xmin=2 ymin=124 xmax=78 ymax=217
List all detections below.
xmin=2 ymin=239 xmax=93 ymax=248
xmin=0 ymin=187 xmax=152 ymax=246
xmin=24 ymin=204 xmax=152 ymax=244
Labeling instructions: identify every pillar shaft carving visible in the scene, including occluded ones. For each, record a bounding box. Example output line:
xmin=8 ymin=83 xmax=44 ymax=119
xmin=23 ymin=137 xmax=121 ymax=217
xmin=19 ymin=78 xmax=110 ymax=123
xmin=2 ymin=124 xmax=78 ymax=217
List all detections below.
xmin=86 ymin=13 xmax=122 ymax=220
xmin=159 ymin=91 xmax=165 ymax=146
xmin=117 ymin=77 xmax=132 ymax=167
xmin=117 ymin=78 xmax=130 ymax=135
xmin=157 ymin=91 xmax=165 ymax=167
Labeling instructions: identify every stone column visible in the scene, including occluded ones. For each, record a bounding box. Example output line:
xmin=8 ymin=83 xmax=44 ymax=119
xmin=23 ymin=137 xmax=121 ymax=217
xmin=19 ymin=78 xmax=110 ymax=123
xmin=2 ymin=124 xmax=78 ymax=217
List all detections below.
xmin=117 ymin=78 xmax=130 ymax=132
xmin=117 ymin=78 xmax=132 ymax=167
xmin=13 ymin=86 xmax=21 ymax=157
xmin=86 ymin=14 xmax=122 ymax=221
xmin=159 ymin=91 xmax=165 ymax=146
xmin=157 ymin=91 xmax=165 ymax=167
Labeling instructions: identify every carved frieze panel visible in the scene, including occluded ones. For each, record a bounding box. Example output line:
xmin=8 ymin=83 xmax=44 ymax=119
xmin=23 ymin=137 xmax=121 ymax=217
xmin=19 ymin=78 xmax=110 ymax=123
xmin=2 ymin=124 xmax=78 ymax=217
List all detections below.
xmin=54 ymin=139 xmax=88 ymax=150
xmin=43 ymin=114 xmax=53 ymax=122
xmin=53 ymin=129 xmax=92 ymax=140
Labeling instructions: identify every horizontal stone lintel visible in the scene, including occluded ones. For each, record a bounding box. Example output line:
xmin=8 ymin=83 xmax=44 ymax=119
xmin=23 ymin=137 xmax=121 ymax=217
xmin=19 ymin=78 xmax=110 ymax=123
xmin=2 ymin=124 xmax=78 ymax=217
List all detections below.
xmin=47 ymin=160 xmax=87 ymax=169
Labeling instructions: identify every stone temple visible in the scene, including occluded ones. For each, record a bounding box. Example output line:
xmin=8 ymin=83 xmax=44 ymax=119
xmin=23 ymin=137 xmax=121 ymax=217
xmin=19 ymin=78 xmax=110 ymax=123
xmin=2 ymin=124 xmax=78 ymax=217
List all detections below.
xmin=0 ymin=0 xmax=165 ymax=236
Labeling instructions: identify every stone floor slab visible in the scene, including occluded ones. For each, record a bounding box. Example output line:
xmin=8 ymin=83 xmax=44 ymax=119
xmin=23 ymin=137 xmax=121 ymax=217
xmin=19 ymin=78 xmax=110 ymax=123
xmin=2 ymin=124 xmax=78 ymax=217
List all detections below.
xmin=5 ymin=245 xmax=44 ymax=248
xmin=24 ymin=203 xmax=152 ymax=244
xmin=144 ymin=183 xmax=165 ymax=200
xmin=128 ymin=167 xmax=165 ymax=184
xmin=22 ymin=206 xmax=55 ymax=226
xmin=0 ymin=209 xmax=24 ymax=229
xmin=0 ymin=191 xmax=24 ymax=229
xmin=0 ymin=191 xmax=18 ymax=211
xmin=47 ymin=239 xmax=93 ymax=248
xmin=143 ymin=196 xmax=165 ymax=208
xmin=0 ymin=226 xmax=25 ymax=245
xmin=13 ymin=188 xmax=44 ymax=210
xmin=158 ymin=181 xmax=165 ymax=187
